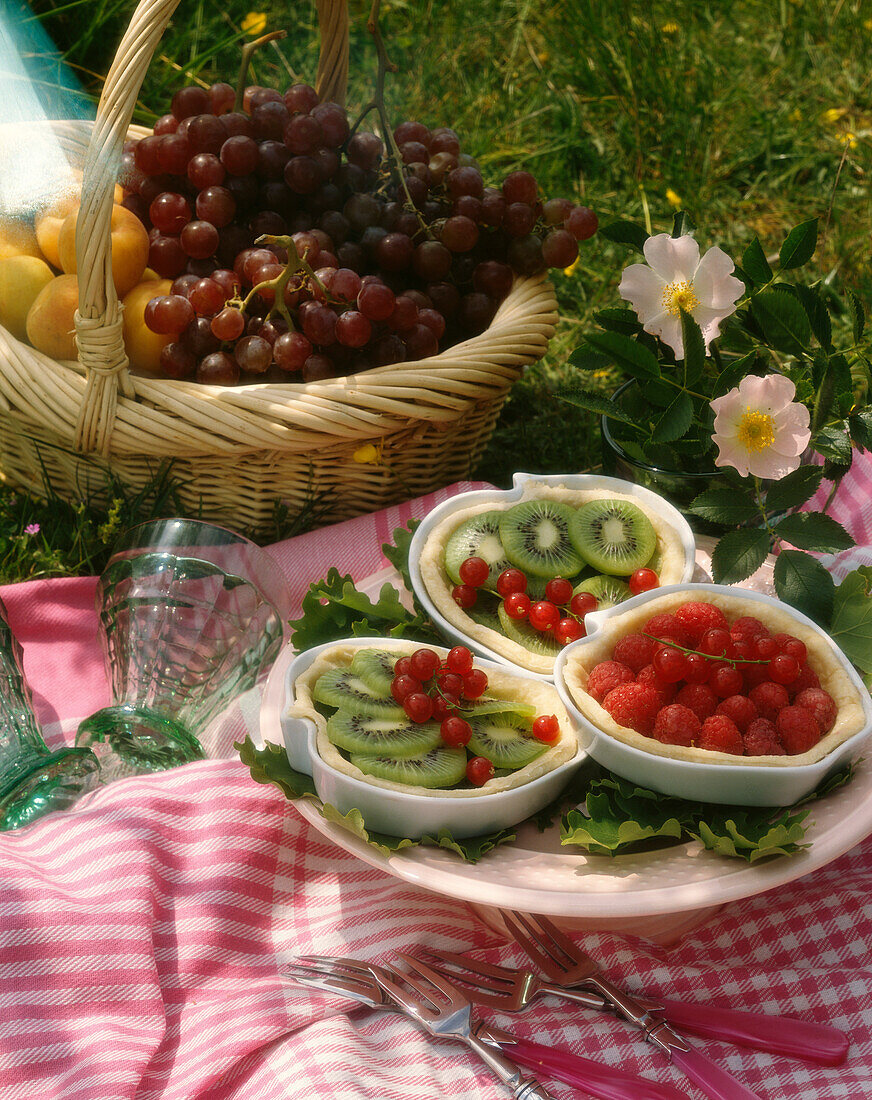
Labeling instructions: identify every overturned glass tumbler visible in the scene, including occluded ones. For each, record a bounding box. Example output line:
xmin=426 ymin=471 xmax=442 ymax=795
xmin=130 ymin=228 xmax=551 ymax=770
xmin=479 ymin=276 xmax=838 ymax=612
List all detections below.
xmin=0 ymin=596 xmax=100 ymax=829
xmin=75 ymin=519 xmax=291 ymax=779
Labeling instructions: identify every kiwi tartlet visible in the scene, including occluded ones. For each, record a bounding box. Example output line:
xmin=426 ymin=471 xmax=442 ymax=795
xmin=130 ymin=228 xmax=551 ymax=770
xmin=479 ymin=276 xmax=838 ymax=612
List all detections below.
xmin=419 ymin=482 xmax=690 ymax=675
xmin=288 ymin=640 xmax=578 ymax=797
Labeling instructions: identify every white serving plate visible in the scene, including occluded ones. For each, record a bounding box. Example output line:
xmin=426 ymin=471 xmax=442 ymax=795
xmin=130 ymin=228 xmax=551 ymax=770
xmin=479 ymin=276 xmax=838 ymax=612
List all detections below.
xmin=258 ymin=542 xmax=872 ymax=932
xmin=407 ymin=472 xmax=698 ymax=681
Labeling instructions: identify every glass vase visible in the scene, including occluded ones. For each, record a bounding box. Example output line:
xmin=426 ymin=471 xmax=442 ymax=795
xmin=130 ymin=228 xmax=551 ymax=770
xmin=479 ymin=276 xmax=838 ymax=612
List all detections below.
xmin=75 ymin=519 xmax=291 ymax=779
xmin=0 ymin=596 xmax=100 ymax=830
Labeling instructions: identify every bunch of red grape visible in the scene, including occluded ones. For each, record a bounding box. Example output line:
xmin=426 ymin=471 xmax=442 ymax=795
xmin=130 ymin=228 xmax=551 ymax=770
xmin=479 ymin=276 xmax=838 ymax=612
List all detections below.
xmin=121 ymin=81 xmax=598 ymax=385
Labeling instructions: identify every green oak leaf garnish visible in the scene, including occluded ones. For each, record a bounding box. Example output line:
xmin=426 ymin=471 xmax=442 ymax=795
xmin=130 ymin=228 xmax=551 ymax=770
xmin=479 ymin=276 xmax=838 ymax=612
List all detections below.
xmin=830 ymin=567 xmax=872 ymax=675
xmin=691 ymin=811 xmax=810 ymax=862
xmin=236 ymin=735 xmax=317 ymax=799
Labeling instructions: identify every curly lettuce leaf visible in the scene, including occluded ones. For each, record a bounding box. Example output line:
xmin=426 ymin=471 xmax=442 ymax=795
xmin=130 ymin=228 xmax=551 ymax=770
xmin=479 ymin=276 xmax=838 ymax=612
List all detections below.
xmin=691 ymin=812 xmax=810 ymax=862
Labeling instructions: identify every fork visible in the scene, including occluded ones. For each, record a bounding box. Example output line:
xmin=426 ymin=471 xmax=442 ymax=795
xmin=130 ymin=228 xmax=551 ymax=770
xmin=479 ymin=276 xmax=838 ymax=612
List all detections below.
xmin=500 ymin=910 xmax=768 ymax=1100
xmin=290 ymin=954 xmax=690 ymax=1100
xmin=423 ymin=945 xmax=850 ymax=1065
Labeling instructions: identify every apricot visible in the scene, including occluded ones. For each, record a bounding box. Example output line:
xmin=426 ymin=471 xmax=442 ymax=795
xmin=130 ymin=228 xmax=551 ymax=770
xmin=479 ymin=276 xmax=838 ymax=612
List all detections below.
xmin=57 ymin=203 xmax=149 ymax=299
xmin=0 ymin=218 xmax=42 ymax=261
xmin=25 ymin=274 xmax=80 ymax=360
xmin=34 ymin=189 xmax=80 ymax=269
xmin=0 ymin=255 xmax=55 ymax=341
xmin=123 ymin=278 xmax=172 ymax=374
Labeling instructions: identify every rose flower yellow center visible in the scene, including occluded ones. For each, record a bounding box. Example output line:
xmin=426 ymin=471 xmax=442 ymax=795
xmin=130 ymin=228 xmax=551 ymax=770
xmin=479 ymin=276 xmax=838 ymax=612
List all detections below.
xmin=661 ymin=279 xmax=700 ymax=316
xmin=736 ymin=407 xmax=775 ymax=453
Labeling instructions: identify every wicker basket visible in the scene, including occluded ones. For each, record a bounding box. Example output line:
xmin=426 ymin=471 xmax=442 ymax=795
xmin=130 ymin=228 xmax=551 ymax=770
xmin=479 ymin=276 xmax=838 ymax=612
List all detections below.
xmin=0 ymin=0 xmax=558 ymax=536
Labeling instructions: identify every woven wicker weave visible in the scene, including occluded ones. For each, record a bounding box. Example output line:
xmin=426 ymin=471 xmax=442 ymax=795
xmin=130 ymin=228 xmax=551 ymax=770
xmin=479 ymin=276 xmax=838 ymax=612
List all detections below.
xmin=0 ymin=0 xmax=558 ymax=535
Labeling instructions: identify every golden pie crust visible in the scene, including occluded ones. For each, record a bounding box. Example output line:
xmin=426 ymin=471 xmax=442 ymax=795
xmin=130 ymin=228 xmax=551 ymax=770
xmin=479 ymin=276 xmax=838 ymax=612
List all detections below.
xmin=561 ymin=590 xmax=868 ymax=767
xmin=289 ymin=639 xmax=579 ymax=796
xmin=420 ymin=482 xmax=690 ymax=674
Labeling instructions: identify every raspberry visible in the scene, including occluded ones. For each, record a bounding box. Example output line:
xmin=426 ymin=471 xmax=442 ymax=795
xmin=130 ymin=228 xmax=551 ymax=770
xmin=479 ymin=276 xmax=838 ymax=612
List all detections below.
xmin=642 ymin=613 xmax=691 ymax=648
xmin=674 ymin=601 xmax=728 ymax=644
xmin=653 ymin=703 xmax=701 ymax=747
xmin=777 ymin=706 xmax=821 ymax=755
xmin=601 ymin=683 xmax=660 ymax=736
xmin=730 ymin=616 xmax=768 ymax=641
xmin=674 ymin=682 xmax=718 ymax=721
xmin=794 ymin=688 xmax=838 ymax=735
xmin=744 ymin=717 xmax=785 ymax=756
xmin=786 ymin=662 xmax=821 ymax=699
xmin=587 ymin=660 xmax=635 ymax=702
xmin=698 ymin=714 xmax=744 ymax=755
xmin=636 ymin=664 xmax=675 ymax=707
xmin=613 ymin=633 xmax=656 ymax=673
xmin=749 ymin=681 xmax=790 ymax=722
xmin=716 ymin=694 xmax=759 ymax=733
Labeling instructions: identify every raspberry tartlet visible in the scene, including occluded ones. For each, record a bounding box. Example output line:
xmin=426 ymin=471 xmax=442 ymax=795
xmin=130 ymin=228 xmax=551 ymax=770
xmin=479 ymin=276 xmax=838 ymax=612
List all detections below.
xmin=555 ymin=586 xmax=871 ymax=806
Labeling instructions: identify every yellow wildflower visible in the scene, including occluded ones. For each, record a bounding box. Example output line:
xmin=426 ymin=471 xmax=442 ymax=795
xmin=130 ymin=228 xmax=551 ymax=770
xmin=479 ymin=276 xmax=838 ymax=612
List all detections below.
xmin=865 ymin=17 xmax=872 ymax=30
xmin=789 ymin=108 xmax=802 ymax=123
xmin=665 ymin=187 xmax=682 ymax=209
xmin=538 ymin=51 xmax=549 ymax=63
xmin=661 ymin=20 xmax=680 ymax=33
xmin=563 ymin=256 xmax=580 ymax=277
xmin=836 ymin=129 xmax=858 ymax=149
xmin=353 ymin=442 xmax=383 ymax=465
xmin=822 ymin=107 xmax=848 ymax=125
xmin=241 ymin=11 xmax=267 ymax=35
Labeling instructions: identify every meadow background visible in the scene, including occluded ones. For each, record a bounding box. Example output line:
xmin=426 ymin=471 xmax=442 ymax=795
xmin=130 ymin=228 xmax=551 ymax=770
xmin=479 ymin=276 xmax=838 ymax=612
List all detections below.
xmin=2 ymin=0 xmax=870 ymax=581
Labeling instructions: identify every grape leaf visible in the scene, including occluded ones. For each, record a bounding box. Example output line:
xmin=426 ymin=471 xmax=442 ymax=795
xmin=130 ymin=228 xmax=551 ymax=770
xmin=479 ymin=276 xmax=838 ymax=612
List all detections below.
xmin=830 ymin=568 xmax=872 ymax=674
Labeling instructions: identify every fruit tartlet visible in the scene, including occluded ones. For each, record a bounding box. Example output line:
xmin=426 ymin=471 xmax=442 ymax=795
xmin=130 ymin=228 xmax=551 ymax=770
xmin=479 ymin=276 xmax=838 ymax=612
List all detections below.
xmin=287 ymin=640 xmax=578 ymax=798
xmin=416 ymin=478 xmax=693 ymax=675
xmin=560 ymin=590 xmax=868 ymax=770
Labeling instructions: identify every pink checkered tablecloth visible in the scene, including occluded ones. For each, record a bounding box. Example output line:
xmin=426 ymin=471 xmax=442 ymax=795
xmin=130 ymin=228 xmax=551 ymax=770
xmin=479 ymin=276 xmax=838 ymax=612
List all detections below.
xmin=1 ymin=467 xmax=871 ymax=1100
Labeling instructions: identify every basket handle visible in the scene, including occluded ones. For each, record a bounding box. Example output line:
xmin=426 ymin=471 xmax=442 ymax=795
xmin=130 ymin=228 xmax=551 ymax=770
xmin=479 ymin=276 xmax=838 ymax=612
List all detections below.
xmin=73 ymin=0 xmax=349 ymax=455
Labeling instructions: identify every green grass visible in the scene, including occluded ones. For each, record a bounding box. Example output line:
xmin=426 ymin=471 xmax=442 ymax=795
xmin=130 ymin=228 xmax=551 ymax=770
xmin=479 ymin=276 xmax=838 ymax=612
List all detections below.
xmin=2 ymin=0 xmax=870 ymax=581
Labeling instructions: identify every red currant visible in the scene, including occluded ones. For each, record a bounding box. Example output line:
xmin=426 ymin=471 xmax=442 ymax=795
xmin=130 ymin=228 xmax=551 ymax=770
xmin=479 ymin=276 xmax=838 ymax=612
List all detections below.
xmin=683 ymin=652 xmax=711 ymax=684
xmin=532 ymin=714 xmax=560 ymax=742
xmin=431 ymin=694 xmax=453 ymax=720
xmin=391 ymin=674 xmax=422 ymax=703
xmin=569 ymin=592 xmax=598 ymax=618
xmin=446 ymin=645 xmax=474 ymax=674
xmin=555 ymin=617 xmax=584 ymax=645
xmin=700 ymin=628 xmax=731 ymax=657
xmin=409 ymin=648 xmax=440 ymax=681
xmin=496 ymin=568 xmax=527 ymax=597
xmin=452 ymin=584 xmax=477 ymax=609
xmin=466 ymin=756 xmax=495 ymax=786
xmin=459 ymin=555 xmax=489 ymax=587
xmin=528 ymin=601 xmax=560 ymax=632
xmin=462 ymin=668 xmax=488 ymax=699
xmin=437 ymin=671 xmax=464 ymax=696
xmin=783 ymin=638 xmax=807 ymax=663
xmin=393 ymin=656 xmax=413 ymax=678
xmin=629 ymin=567 xmax=659 ymax=595
xmin=545 ymin=577 xmax=573 ymax=604
xmin=754 ymin=635 xmax=779 ymax=659
xmin=652 ymin=645 xmax=690 ymax=683
xmin=504 ymin=592 xmax=531 ymax=620
xmin=709 ymin=663 xmax=743 ymax=698
xmin=403 ymin=692 xmax=433 ymax=723
xmin=441 ymin=716 xmax=472 ymax=746
xmin=768 ymin=654 xmax=800 ymax=685
xmin=731 ymin=639 xmax=755 ymax=662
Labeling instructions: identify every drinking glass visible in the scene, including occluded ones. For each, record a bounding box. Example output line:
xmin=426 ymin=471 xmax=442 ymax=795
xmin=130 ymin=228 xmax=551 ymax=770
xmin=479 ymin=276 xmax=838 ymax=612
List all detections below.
xmin=75 ymin=519 xmax=291 ymax=778
xmin=0 ymin=595 xmax=100 ymax=829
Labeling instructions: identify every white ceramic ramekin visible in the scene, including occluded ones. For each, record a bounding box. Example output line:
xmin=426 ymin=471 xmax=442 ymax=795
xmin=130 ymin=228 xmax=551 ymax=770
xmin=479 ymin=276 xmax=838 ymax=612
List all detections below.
xmin=408 ymin=472 xmax=697 ymax=681
xmin=553 ymin=584 xmax=872 ymax=806
xmin=281 ymin=638 xmax=585 ymax=839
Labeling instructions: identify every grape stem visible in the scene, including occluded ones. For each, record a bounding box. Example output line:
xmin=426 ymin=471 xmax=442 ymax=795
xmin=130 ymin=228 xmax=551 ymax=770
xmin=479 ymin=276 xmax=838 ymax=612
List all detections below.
xmin=234 ymin=30 xmax=287 ymax=113
xmin=359 ymin=0 xmax=435 ymax=240
xmin=641 ymin=632 xmax=769 ymax=666
xmin=236 ymin=233 xmax=338 ymax=329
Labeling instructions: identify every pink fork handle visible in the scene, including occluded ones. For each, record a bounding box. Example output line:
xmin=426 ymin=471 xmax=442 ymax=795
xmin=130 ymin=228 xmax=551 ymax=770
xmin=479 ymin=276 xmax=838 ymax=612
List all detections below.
xmin=657 ymin=998 xmax=849 ymax=1066
xmin=508 ymin=1037 xmax=690 ymax=1100
xmin=671 ymin=1047 xmax=763 ymax=1100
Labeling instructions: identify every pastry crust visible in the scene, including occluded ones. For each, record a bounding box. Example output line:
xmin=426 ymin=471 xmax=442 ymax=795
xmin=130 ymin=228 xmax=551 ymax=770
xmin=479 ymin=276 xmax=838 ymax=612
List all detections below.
xmin=562 ymin=590 xmax=868 ymax=767
xmin=420 ymin=482 xmax=690 ymax=673
xmin=289 ymin=639 xmax=579 ymax=796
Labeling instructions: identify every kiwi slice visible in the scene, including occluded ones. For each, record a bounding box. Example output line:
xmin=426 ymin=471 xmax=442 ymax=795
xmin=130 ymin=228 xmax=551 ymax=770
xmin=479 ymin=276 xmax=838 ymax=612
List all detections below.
xmin=443 ymin=510 xmax=512 ymax=586
xmin=499 ymin=500 xmax=584 ymax=580
xmin=572 ymin=574 xmax=631 ymax=610
xmin=568 ymin=499 xmax=657 ymax=576
xmin=497 ymin=602 xmax=562 ymax=657
xmin=467 ymin=591 xmax=503 ymax=632
xmin=465 ymin=697 xmax=537 ymax=719
xmin=349 ymin=648 xmax=397 ymax=696
xmin=467 ymin=713 xmax=548 ymax=770
xmin=326 ymin=712 xmax=442 ymax=758
xmin=350 ymin=744 xmax=468 ymax=788
xmin=313 ymin=668 xmax=405 ymax=719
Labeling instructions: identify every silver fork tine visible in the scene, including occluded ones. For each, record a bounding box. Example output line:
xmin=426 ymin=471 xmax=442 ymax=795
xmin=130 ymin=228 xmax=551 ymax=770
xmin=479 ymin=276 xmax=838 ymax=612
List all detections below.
xmin=513 ymin=912 xmax=579 ymax=971
xmin=370 ymin=967 xmax=442 ymax=1023
xmin=501 ymin=910 xmax=567 ymax=976
xmin=397 ymin=952 xmax=473 ymax=1005
xmin=422 ymin=948 xmax=517 ymax=990
xmin=526 ymin=912 xmax=589 ymax=966
xmin=296 ymin=953 xmax=374 ymax=974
